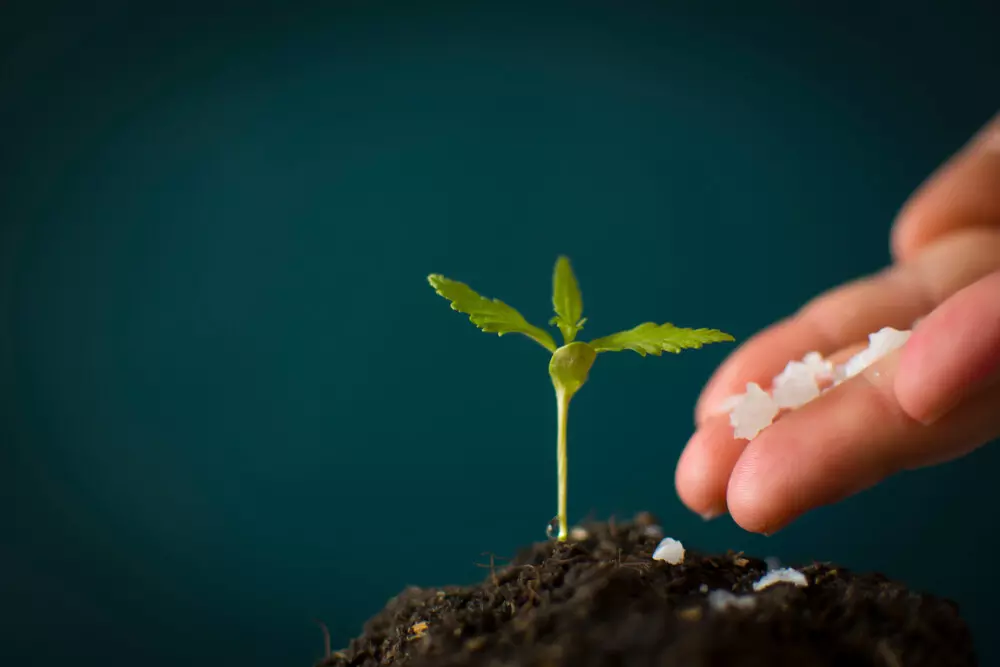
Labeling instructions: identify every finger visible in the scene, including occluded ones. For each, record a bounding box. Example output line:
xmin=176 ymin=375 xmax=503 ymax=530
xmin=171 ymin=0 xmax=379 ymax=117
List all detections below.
xmin=695 ymin=228 xmax=1000 ymax=426
xmin=675 ymin=414 xmax=742 ymax=518
xmin=896 ymin=269 xmax=1000 ymax=425
xmin=891 ymin=112 xmax=1000 ymax=262
xmin=726 ymin=349 xmax=1000 ymax=535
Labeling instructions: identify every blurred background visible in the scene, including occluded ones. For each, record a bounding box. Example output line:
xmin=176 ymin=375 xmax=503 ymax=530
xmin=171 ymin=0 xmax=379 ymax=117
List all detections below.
xmin=2 ymin=1 xmax=998 ymax=665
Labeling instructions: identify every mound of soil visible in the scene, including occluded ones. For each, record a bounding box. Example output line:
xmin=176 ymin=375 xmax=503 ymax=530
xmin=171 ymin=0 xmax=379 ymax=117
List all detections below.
xmin=319 ymin=513 xmax=975 ymax=667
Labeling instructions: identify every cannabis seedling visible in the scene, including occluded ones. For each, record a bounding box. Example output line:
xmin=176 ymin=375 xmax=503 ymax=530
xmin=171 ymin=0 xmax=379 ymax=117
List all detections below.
xmin=428 ymin=257 xmax=734 ymax=541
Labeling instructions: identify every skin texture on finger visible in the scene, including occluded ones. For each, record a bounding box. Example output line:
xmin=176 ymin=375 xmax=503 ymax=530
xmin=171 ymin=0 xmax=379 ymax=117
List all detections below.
xmin=896 ymin=270 xmax=1000 ymax=424
xmin=725 ymin=351 xmax=1000 ymax=534
xmin=891 ymin=112 xmax=1000 ymax=263
xmin=695 ymin=227 xmax=1000 ymax=426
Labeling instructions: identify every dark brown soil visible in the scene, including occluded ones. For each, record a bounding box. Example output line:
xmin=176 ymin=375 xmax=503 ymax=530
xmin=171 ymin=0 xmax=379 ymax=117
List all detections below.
xmin=319 ymin=513 xmax=975 ymax=667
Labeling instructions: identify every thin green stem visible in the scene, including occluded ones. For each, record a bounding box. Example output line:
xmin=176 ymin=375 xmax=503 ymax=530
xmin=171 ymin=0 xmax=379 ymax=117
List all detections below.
xmin=555 ymin=387 xmax=571 ymax=541
xmin=548 ymin=342 xmax=596 ymax=542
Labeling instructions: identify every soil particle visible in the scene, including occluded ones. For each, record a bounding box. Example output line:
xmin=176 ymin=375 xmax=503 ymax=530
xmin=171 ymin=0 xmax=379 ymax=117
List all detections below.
xmin=319 ymin=514 xmax=975 ymax=667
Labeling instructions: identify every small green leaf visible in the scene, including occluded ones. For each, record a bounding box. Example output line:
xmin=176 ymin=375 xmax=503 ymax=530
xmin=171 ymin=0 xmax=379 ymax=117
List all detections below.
xmin=550 ymin=256 xmax=585 ymax=344
xmin=428 ymin=274 xmax=557 ymax=352
xmin=589 ymin=322 xmax=734 ymax=357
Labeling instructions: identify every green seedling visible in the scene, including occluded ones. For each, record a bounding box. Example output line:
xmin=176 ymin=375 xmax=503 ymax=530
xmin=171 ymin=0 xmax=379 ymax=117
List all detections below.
xmin=428 ymin=257 xmax=734 ymax=541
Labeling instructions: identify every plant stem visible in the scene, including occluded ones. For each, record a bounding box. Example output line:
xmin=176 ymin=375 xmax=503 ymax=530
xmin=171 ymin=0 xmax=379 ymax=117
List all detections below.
xmin=548 ymin=342 xmax=596 ymax=543
xmin=555 ymin=387 xmax=571 ymax=541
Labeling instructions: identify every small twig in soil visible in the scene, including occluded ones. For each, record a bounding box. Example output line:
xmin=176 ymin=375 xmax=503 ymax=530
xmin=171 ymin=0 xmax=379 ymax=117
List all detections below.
xmin=526 ymin=579 xmax=542 ymax=607
xmin=519 ymin=565 xmax=543 ymax=607
xmin=475 ymin=552 xmax=508 ymax=587
xmin=314 ymin=618 xmax=332 ymax=660
xmin=619 ymin=555 xmax=651 ymax=570
xmin=549 ymin=555 xmax=588 ymax=566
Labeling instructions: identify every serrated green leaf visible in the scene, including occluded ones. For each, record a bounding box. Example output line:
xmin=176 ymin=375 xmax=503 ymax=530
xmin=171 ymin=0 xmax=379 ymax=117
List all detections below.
xmin=550 ymin=256 xmax=585 ymax=344
xmin=589 ymin=322 xmax=734 ymax=357
xmin=428 ymin=274 xmax=557 ymax=352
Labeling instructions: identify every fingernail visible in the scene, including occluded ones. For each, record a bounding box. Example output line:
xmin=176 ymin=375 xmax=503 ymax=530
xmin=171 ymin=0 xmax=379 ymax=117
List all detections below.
xmin=700 ymin=510 xmax=723 ymax=521
xmin=921 ymin=394 xmax=962 ymax=426
xmin=923 ymin=369 xmax=1000 ymax=425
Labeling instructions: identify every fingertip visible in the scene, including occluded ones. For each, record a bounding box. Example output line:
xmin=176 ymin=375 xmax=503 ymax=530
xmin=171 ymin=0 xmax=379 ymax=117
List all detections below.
xmin=891 ymin=113 xmax=1000 ymax=262
xmin=890 ymin=195 xmax=928 ymax=262
xmin=675 ymin=416 xmax=745 ymax=518
xmin=725 ymin=444 xmax=775 ymax=534
xmin=674 ymin=432 xmax=722 ymax=517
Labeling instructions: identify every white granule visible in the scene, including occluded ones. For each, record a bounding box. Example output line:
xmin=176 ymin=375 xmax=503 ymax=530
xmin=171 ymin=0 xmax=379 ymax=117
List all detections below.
xmin=643 ymin=524 xmax=664 ymax=539
xmin=707 ymin=589 xmax=757 ymax=611
xmin=771 ymin=360 xmax=822 ymax=409
xmin=801 ymin=351 xmax=835 ymax=381
xmin=840 ymin=327 xmax=911 ymax=381
xmin=729 ymin=382 xmax=779 ymax=440
xmin=652 ymin=537 xmax=685 ymax=565
xmin=752 ymin=567 xmax=809 ymax=591
xmin=724 ymin=326 xmax=913 ymax=441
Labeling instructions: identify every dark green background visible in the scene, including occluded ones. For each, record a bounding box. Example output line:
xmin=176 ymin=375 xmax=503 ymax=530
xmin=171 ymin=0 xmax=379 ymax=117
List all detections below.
xmin=2 ymin=2 xmax=998 ymax=665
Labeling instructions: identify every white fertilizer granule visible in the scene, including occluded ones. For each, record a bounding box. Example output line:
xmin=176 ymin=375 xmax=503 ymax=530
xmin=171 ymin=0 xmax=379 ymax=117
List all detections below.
xmin=652 ymin=537 xmax=685 ymax=565
xmin=801 ymin=351 xmax=835 ymax=380
xmin=753 ymin=567 xmax=809 ymax=591
xmin=729 ymin=383 xmax=779 ymax=440
xmin=707 ymin=589 xmax=757 ymax=611
xmin=841 ymin=327 xmax=912 ymax=380
xmin=771 ymin=360 xmax=822 ymax=409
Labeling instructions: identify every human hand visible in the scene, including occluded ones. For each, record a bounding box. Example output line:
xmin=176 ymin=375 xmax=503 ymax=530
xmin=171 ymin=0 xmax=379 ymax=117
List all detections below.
xmin=675 ymin=113 xmax=1000 ymax=534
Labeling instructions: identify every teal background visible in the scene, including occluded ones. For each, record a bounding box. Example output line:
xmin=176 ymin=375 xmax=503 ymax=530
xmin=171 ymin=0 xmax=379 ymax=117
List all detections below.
xmin=2 ymin=2 xmax=998 ymax=665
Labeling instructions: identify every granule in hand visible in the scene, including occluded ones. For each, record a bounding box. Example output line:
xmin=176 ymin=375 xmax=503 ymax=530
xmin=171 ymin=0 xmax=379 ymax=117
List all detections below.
xmin=729 ymin=383 xmax=779 ymax=440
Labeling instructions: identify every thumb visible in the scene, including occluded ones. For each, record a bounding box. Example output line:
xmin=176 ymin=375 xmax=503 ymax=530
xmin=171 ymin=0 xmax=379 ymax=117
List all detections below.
xmin=895 ymin=269 xmax=1000 ymax=427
